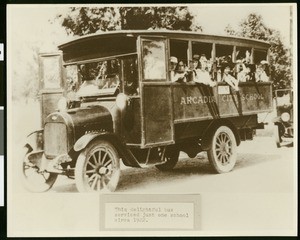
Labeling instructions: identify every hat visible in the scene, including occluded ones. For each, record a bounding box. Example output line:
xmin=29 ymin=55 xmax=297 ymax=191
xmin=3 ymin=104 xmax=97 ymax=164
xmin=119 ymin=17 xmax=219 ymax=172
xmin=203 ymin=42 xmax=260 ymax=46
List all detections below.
xmin=170 ymin=56 xmax=178 ymax=63
xmin=200 ymin=55 xmax=208 ymax=62
xmin=192 ymin=54 xmax=200 ymax=60
xmin=260 ymin=60 xmax=268 ymax=64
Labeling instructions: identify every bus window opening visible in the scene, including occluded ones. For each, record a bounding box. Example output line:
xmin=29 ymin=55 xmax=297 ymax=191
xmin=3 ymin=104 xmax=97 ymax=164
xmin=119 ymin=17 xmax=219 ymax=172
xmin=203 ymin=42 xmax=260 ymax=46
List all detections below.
xmin=254 ymin=49 xmax=269 ymax=82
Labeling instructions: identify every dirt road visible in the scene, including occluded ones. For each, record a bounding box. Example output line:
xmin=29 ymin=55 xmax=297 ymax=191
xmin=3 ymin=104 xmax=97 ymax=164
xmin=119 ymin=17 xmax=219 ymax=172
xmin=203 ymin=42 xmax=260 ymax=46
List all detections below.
xmin=50 ymin=135 xmax=295 ymax=194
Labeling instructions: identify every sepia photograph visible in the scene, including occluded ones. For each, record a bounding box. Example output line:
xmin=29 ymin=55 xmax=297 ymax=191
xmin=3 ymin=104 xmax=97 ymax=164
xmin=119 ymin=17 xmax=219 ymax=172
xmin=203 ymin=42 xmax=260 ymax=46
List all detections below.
xmin=7 ymin=3 xmax=297 ymax=237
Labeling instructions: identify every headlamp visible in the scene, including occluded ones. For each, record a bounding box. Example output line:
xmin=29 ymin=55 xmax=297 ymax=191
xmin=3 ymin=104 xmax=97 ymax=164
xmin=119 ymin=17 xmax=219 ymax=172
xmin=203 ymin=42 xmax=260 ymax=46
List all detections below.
xmin=281 ymin=112 xmax=290 ymax=122
xmin=116 ymin=93 xmax=128 ymax=110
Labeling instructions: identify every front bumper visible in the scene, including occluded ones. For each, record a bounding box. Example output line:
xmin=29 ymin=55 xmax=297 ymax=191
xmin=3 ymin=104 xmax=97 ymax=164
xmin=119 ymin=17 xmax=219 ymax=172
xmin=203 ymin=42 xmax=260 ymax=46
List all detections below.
xmin=26 ymin=150 xmax=72 ymax=174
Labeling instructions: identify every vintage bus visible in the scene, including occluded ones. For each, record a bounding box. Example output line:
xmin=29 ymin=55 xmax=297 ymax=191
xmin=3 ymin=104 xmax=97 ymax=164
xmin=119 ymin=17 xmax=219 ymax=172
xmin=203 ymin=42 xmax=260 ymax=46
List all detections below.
xmin=22 ymin=30 xmax=272 ymax=192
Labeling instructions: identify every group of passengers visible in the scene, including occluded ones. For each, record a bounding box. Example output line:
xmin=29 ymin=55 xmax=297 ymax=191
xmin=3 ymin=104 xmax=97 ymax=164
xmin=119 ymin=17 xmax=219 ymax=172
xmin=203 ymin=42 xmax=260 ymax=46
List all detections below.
xmin=170 ymin=54 xmax=270 ymax=91
xmin=235 ymin=59 xmax=269 ymax=83
xmin=170 ymin=54 xmax=216 ymax=87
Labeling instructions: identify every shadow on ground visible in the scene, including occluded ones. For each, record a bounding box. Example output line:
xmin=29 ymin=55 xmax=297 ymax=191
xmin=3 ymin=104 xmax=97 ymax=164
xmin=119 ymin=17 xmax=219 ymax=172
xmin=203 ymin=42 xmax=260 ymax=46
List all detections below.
xmin=50 ymin=151 xmax=282 ymax=193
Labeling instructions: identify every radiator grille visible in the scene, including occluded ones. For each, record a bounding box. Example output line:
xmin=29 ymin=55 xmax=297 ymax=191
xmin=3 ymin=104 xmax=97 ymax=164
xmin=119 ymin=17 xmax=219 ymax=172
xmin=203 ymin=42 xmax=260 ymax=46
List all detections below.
xmin=44 ymin=123 xmax=68 ymax=157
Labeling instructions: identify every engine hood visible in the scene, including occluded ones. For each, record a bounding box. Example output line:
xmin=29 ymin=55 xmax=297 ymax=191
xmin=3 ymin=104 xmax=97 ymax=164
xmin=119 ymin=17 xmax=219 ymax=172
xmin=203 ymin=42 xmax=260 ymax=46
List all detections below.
xmin=45 ymin=105 xmax=113 ymax=141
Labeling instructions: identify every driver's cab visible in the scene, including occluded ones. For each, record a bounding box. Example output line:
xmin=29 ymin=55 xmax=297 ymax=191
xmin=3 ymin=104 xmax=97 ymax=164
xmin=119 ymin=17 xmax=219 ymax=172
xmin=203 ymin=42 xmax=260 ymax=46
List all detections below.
xmin=68 ymin=59 xmax=120 ymax=97
xmin=65 ymin=56 xmax=139 ymax=99
xmin=38 ymin=52 xmax=139 ymax=118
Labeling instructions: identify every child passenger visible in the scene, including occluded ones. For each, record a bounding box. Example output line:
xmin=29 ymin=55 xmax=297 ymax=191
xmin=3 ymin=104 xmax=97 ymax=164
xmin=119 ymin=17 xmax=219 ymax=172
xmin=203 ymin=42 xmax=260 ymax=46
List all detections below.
xmin=169 ymin=56 xmax=178 ymax=82
xmin=236 ymin=60 xmax=250 ymax=82
xmin=175 ymin=60 xmax=188 ymax=82
xmin=255 ymin=64 xmax=269 ymax=82
xmin=191 ymin=54 xmax=216 ymax=87
xmin=222 ymin=64 xmax=239 ymax=91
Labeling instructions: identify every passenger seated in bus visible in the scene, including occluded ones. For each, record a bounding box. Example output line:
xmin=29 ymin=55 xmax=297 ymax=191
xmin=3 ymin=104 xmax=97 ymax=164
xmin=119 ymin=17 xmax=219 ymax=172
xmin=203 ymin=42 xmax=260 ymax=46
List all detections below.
xmin=255 ymin=63 xmax=269 ymax=82
xmin=206 ymin=58 xmax=213 ymax=74
xmin=76 ymin=64 xmax=100 ymax=95
xmin=244 ymin=50 xmax=252 ymax=64
xmin=109 ymin=59 xmax=119 ymax=76
xmin=236 ymin=60 xmax=250 ymax=82
xmin=193 ymin=54 xmax=216 ymax=87
xmin=94 ymin=60 xmax=120 ymax=89
xmin=94 ymin=61 xmax=107 ymax=85
xmin=222 ymin=64 xmax=239 ymax=91
xmin=169 ymin=56 xmax=178 ymax=82
xmin=174 ymin=60 xmax=188 ymax=82
xmin=97 ymin=61 xmax=108 ymax=78
xmin=186 ymin=54 xmax=200 ymax=81
xmin=216 ymin=64 xmax=222 ymax=82
xmin=78 ymin=64 xmax=87 ymax=81
xmin=260 ymin=60 xmax=270 ymax=76
xmin=102 ymin=75 xmax=119 ymax=89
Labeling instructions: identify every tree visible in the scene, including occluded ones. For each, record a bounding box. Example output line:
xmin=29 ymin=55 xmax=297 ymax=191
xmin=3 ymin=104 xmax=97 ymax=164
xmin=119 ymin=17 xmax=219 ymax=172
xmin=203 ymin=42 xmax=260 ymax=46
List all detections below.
xmin=224 ymin=24 xmax=236 ymax=36
xmin=58 ymin=6 xmax=201 ymax=36
xmin=224 ymin=13 xmax=292 ymax=91
xmin=119 ymin=7 xmax=195 ymax=31
xmin=59 ymin=7 xmax=120 ymax=36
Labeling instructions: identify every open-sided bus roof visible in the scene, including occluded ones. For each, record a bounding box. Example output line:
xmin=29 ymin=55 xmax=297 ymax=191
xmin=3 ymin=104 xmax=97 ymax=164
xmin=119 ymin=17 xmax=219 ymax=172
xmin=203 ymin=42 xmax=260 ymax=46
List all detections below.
xmin=58 ymin=30 xmax=270 ymax=63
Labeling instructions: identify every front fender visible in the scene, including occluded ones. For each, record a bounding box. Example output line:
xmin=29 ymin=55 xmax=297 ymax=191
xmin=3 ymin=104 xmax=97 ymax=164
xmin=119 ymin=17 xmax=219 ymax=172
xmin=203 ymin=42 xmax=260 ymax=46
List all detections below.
xmin=73 ymin=132 xmax=141 ymax=168
xmin=25 ymin=129 xmax=44 ymax=151
xmin=272 ymin=116 xmax=282 ymax=123
xmin=73 ymin=133 xmax=103 ymax=152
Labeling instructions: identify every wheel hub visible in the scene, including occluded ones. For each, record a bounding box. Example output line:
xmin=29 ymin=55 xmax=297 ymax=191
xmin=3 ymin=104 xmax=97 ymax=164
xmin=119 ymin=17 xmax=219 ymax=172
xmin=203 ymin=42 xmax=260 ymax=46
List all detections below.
xmin=98 ymin=166 xmax=109 ymax=175
xmin=220 ymin=143 xmax=229 ymax=155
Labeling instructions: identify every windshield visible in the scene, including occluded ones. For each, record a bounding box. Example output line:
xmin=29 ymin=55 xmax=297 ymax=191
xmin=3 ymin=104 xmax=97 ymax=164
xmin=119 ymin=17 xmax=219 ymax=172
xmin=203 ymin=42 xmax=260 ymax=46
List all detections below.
xmin=66 ymin=59 xmax=120 ymax=98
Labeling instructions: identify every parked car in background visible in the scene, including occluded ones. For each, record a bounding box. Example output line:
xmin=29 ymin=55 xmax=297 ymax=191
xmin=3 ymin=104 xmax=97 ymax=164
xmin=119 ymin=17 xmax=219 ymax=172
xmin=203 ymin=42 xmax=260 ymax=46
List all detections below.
xmin=272 ymin=88 xmax=294 ymax=148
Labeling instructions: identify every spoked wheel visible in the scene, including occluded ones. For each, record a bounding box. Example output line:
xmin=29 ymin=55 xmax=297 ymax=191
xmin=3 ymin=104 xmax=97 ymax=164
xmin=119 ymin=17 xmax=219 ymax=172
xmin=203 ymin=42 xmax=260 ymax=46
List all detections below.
xmin=155 ymin=147 xmax=180 ymax=171
xmin=75 ymin=139 xmax=120 ymax=192
xmin=22 ymin=147 xmax=58 ymax=192
xmin=207 ymin=126 xmax=237 ymax=173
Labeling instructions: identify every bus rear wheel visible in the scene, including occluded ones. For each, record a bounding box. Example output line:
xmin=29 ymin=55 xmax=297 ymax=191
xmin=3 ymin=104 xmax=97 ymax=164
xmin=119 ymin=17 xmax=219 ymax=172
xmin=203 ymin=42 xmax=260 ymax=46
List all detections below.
xmin=207 ymin=126 xmax=237 ymax=173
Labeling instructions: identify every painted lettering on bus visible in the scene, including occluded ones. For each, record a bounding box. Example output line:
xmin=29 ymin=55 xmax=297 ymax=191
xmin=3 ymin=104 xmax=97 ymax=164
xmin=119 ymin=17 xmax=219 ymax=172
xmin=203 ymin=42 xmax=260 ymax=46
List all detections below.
xmin=180 ymin=96 xmax=217 ymax=105
xmin=180 ymin=93 xmax=264 ymax=105
xmin=221 ymin=93 xmax=264 ymax=102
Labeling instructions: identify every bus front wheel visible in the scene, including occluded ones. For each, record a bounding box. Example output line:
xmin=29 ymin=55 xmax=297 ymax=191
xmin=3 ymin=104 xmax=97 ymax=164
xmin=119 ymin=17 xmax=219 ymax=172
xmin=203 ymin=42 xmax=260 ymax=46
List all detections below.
xmin=22 ymin=147 xmax=58 ymax=192
xmin=75 ymin=139 xmax=121 ymax=192
xmin=207 ymin=126 xmax=237 ymax=173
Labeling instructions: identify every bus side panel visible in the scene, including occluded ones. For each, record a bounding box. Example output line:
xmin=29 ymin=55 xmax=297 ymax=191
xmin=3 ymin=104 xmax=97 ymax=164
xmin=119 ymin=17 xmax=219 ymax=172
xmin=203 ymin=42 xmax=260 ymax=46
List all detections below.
xmin=122 ymin=98 xmax=142 ymax=145
xmin=172 ymin=82 xmax=272 ymax=123
xmin=173 ymin=84 xmax=217 ymax=121
xmin=218 ymin=82 xmax=273 ymax=117
xmin=143 ymin=85 xmax=174 ymax=146
xmin=174 ymin=115 xmax=259 ymax=141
